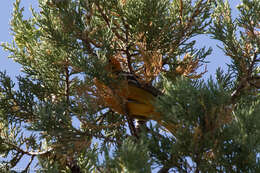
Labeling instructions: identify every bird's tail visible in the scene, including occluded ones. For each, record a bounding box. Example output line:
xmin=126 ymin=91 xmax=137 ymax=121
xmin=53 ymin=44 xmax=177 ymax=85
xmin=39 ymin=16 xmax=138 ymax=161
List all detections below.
xmin=150 ymin=112 xmax=178 ymax=136
xmin=158 ymin=121 xmax=178 ymax=136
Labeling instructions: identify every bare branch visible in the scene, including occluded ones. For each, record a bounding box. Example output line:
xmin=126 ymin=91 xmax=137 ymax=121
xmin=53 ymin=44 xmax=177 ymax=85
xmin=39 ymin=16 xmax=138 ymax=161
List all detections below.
xmin=24 ymin=155 xmax=35 ymax=172
xmin=4 ymin=140 xmax=53 ymax=156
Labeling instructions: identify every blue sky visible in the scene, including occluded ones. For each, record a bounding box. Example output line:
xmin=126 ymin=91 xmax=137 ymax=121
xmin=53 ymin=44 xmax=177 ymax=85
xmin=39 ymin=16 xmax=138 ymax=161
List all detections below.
xmin=0 ymin=0 xmax=241 ymax=171
xmin=0 ymin=0 xmax=39 ymax=80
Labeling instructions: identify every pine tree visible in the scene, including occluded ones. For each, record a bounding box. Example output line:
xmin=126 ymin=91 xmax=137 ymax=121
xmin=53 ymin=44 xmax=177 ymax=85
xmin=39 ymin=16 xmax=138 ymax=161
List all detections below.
xmin=0 ymin=0 xmax=259 ymax=172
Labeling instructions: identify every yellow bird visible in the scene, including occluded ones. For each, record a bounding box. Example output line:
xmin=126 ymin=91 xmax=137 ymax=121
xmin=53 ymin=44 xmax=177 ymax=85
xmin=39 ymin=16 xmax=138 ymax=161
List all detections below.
xmin=94 ymin=57 xmax=177 ymax=134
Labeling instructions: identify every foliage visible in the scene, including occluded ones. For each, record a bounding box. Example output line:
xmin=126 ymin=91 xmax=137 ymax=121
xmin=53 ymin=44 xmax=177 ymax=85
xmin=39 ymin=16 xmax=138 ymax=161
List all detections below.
xmin=0 ymin=0 xmax=259 ymax=172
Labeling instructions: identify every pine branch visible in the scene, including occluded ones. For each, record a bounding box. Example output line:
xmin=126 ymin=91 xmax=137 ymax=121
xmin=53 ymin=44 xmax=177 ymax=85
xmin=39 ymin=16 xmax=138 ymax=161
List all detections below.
xmin=95 ymin=2 xmax=126 ymax=43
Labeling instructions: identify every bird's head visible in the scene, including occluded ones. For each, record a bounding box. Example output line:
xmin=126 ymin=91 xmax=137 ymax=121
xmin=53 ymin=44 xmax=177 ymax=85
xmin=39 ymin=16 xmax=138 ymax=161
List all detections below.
xmin=108 ymin=57 xmax=122 ymax=73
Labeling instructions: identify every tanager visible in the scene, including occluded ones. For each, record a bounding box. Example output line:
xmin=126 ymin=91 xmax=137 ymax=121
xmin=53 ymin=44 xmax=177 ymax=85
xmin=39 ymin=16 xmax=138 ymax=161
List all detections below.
xmin=94 ymin=57 xmax=177 ymax=134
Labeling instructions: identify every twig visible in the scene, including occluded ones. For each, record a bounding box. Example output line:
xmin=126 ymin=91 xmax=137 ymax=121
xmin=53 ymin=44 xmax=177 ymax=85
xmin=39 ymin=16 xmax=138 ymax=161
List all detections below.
xmin=95 ymin=2 xmax=126 ymax=42
xmin=126 ymin=116 xmax=139 ymax=139
xmin=248 ymin=52 xmax=258 ymax=75
xmin=5 ymin=140 xmax=53 ymax=156
xmin=179 ymin=0 xmax=183 ymax=25
xmin=66 ymin=157 xmax=82 ymax=173
xmin=121 ymin=14 xmax=135 ymax=75
xmin=126 ymin=45 xmax=135 ymax=74
xmin=24 ymin=155 xmax=35 ymax=172
xmin=158 ymin=167 xmax=170 ymax=173
xmin=65 ymin=63 xmax=70 ymax=106
xmin=79 ymin=37 xmax=97 ymax=56
xmin=82 ymin=120 xmax=127 ymax=130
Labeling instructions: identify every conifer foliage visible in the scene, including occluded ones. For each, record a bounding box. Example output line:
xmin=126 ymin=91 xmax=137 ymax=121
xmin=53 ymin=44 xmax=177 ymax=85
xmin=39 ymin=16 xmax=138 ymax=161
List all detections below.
xmin=0 ymin=0 xmax=259 ymax=172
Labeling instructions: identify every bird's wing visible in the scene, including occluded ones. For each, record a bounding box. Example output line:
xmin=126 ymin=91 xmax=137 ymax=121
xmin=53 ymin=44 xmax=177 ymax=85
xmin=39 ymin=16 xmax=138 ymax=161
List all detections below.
xmin=117 ymin=71 xmax=162 ymax=97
